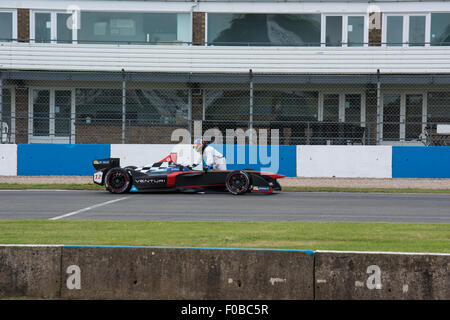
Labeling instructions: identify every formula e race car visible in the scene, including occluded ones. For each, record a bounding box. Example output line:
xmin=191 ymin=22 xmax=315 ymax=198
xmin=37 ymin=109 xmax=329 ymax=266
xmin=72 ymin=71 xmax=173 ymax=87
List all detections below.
xmin=92 ymin=153 xmax=284 ymax=195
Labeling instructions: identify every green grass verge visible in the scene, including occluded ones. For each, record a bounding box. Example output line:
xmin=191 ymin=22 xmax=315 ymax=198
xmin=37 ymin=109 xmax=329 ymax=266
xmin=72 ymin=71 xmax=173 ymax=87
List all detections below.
xmin=282 ymin=186 xmax=450 ymax=194
xmin=0 ymin=220 xmax=448 ymax=253
xmin=0 ymin=183 xmax=103 ymax=190
xmin=1 ymin=183 xmax=450 ymax=194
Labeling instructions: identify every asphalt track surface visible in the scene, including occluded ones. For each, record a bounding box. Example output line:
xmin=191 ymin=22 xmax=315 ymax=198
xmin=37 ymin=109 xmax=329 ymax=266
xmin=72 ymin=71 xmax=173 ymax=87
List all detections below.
xmin=0 ymin=190 xmax=449 ymax=223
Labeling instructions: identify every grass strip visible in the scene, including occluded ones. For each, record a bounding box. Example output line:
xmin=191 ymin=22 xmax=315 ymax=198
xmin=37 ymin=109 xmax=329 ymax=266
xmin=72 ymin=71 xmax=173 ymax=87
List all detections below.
xmin=282 ymin=186 xmax=450 ymax=194
xmin=0 ymin=220 xmax=448 ymax=253
xmin=0 ymin=183 xmax=103 ymax=190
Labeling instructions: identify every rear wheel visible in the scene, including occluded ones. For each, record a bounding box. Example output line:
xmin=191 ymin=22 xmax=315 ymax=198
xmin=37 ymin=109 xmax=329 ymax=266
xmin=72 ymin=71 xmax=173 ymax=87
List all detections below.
xmin=226 ymin=171 xmax=250 ymax=195
xmin=105 ymin=168 xmax=132 ymax=194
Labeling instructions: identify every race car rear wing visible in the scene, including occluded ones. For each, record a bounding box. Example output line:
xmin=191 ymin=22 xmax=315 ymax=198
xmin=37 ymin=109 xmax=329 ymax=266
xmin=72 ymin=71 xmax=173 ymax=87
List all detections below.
xmin=93 ymin=158 xmax=120 ymax=171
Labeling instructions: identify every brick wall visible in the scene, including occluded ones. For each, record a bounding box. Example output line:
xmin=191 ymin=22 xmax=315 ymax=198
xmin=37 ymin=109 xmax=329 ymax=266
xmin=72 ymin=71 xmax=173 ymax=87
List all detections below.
xmin=17 ymin=9 xmax=30 ymax=42
xmin=193 ymin=12 xmax=205 ymax=45
xmin=75 ymin=124 xmax=185 ymax=144
xmin=15 ymin=88 xmax=28 ymax=144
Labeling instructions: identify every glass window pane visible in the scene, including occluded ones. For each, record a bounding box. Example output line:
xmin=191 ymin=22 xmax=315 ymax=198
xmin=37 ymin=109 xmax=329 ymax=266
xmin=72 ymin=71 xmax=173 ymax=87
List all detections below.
xmin=326 ymin=16 xmax=342 ymax=47
xmin=57 ymin=13 xmax=73 ymax=43
xmin=76 ymin=89 xmax=122 ymax=125
xmin=386 ymin=16 xmax=403 ymax=46
xmin=405 ymin=94 xmax=423 ymax=140
xmin=383 ymin=93 xmax=400 ymax=140
xmin=55 ymin=90 xmax=72 ymax=137
xmin=409 ymin=16 xmax=425 ymax=46
xmin=35 ymin=13 xmax=51 ymax=43
xmin=427 ymin=92 xmax=450 ymax=122
xmin=431 ymin=13 xmax=450 ymax=46
xmin=78 ymin=12 xmax=190 ymax=44
xmin=204 ymin=90 xmax=250 ymax=121
xmin=254 ymin=90 xmax=318 ymax=121
xmin=126 ymin=89 xmax=189 ymax=125
xmin=323 ymin=94 xmax=339 ymax=122
xmin=347 ymin=16 xmax=364 ymax=46
xmin=0 ymin=12 xmax=13 ymax=42
xmin=207 ymin=13 xmax=321 ymax=46
xmin=1 ymin=89 xmax=12 ymax=132
xmin=345 ymin=94 xmax=361 ymax=123
xmin=33 ymin=90 xmax=50 ymax=136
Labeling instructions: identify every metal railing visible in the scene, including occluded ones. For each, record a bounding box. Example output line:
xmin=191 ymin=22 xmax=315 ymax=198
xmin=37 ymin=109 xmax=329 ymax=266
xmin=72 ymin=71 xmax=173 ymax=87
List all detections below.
xmin=1 ymin=71 xmax=450 ymax=145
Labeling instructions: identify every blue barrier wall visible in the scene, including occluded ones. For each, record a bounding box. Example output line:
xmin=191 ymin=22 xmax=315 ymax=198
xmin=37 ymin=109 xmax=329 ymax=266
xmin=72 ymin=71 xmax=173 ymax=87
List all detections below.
xmin=392 ymin=146 xmax=450 ymax=178
xmin=212 ymin=144 xmax=297 ymax=177
xmin=11 ymin=144 xmax=450 ymax=178
xmin=17 ymin=144 xmax=110 ymax=176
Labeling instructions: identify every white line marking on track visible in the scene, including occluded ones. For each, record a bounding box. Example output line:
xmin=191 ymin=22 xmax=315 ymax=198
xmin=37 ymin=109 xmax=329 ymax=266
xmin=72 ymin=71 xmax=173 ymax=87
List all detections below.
xmin=49 ymin=197 xmax=129 ymax=220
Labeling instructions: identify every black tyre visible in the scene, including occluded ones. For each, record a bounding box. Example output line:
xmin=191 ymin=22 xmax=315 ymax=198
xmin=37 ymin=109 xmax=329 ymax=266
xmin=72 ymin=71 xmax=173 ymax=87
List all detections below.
xmin=225 ymin=170 xmax=251 ymax=195
xmin=104 ymin=168 xmax=132 ymax=194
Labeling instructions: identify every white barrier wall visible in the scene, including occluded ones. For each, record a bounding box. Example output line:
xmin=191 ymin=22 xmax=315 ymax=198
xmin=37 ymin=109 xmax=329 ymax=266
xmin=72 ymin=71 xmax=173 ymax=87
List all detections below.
xmin=0 ymin=144 xmax=17 ymax=176
xmin=297 ymin=146 xmax=392 ymax=178
xmin=110 ymin=144 xmax=196 ymax=168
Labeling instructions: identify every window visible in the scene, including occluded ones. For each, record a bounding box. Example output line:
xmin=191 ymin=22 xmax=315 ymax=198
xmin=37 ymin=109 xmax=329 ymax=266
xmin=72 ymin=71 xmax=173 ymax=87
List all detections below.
xmin=32 ymin=11 xmax=75 ymax=43
xmin=34 ymin=13 xmax=51 ymax=43
xmin=254 ymin=90 xmax=318 ymax=121
xmin=76 ymin=88 xmax=189 ymax=125
xmin=207 ymin=14 xmax=321 ymax=46
xmin=126 ymin=89 xmax=189 ymax=125
xmin=409 ymin=16 xmax=426 ymax=46
xmin=204 ymin=90 xmax=250 ymax=121
xmin=0 ymin=11 xmax=13 ymax=42
xmin=323 ymin=94 xmax=340 ymax=121
xmin=427 ymin=92 xmax=450 ymax=122
xmin=78 ymin=12 xmax=190 ymax=44
xmin=325 ymin=17 xmax=342 ymax=47
xmin=347 ymin=16 xmax=365 ymax=47
xmin=323 ymin=15 xmax=367 ymax=47
xmin=1 ymin=89 xmax=12 ymax=141
xmin=431 ymin=13 xmax=450 ymax=46
xmin=345 ymin=94 xmax=362 ymax=123
xmin=386 ymin=16 xmax=403 ymax=46
xmin=383 ymin=93 xmax=401 ymax=140
xmin=384 ymin=14 xmax=429 ymax=47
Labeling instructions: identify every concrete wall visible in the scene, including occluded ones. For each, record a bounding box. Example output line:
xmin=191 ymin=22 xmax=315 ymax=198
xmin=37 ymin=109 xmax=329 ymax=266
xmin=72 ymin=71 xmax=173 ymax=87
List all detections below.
xmin=0 ymin=246 xmax=448 ymax=300
xmin=61 ymin=246 xmax=314 ymax=300
xmin=17 ymin=144 xmax=110 ymax=175
xmin=315 ymin=251 xmax=450 ymax=300
xmin=2 ymin=144 xmax=450 ymax=178
xmin=0 ymin=144 xmax=17 ymax=176
xmin=0 ymin=245 xmax=62 ymax=299
xmin=297 ymin=146 xmax=392 ymax=178
xmin=392 ymin=146 xmax=450 ymax=178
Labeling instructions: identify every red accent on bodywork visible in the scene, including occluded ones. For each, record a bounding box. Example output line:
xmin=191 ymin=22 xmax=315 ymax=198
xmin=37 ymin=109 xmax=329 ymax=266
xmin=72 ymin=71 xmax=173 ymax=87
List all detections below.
xmin=159 ymin=152 xmax=178 ymax=163
xmin=259 ymin=172 xmax=285 ymax=180
xmin=166 ymin=171 xmax=188 ymax=187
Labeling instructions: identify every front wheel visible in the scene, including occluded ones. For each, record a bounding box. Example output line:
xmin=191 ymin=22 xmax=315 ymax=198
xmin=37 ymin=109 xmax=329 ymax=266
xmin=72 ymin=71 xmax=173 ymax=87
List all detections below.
xmin=225 ymin=171 xmax=251 ymax=195
xmin=105 ymin=168 xmax=132 ymax=194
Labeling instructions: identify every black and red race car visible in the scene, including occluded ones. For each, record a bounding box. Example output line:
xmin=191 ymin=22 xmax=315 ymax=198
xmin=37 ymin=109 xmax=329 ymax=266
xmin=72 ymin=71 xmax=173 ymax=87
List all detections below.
xmin=92 ymin=153 xmax=284 ymax=195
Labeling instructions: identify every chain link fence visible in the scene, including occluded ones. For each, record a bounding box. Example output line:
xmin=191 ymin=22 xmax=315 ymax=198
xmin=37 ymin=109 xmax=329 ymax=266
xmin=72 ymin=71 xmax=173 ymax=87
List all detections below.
xmin=1 ymin=71 xmax=450 ymax=145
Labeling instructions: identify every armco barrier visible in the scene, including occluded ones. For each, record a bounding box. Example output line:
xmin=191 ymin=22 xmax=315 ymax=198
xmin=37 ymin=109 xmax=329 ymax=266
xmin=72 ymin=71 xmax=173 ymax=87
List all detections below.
xmin=0 ymin=144 xmax=17 ymax=176
xmin=392 ymin=146 xmax=450 ymax=178
xmin=297 ymin=145 xmax=392 ymax=178
xmin=0 ymin=245 xmax=62 ymax=299
xmin=315 ymin=251 xmax=450 ymax=300
xmin=60 ymin=246 xmax=314 ymax=299
xmin=1 ymin=245 xmax=449 ymax=300
xmin=17 ymin=144 xmax=110 ymax=175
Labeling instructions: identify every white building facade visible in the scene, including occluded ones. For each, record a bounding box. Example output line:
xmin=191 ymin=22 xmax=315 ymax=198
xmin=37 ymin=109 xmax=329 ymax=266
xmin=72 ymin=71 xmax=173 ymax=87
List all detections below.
xmin=0 ymin=0 xmax=449 ymax=145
